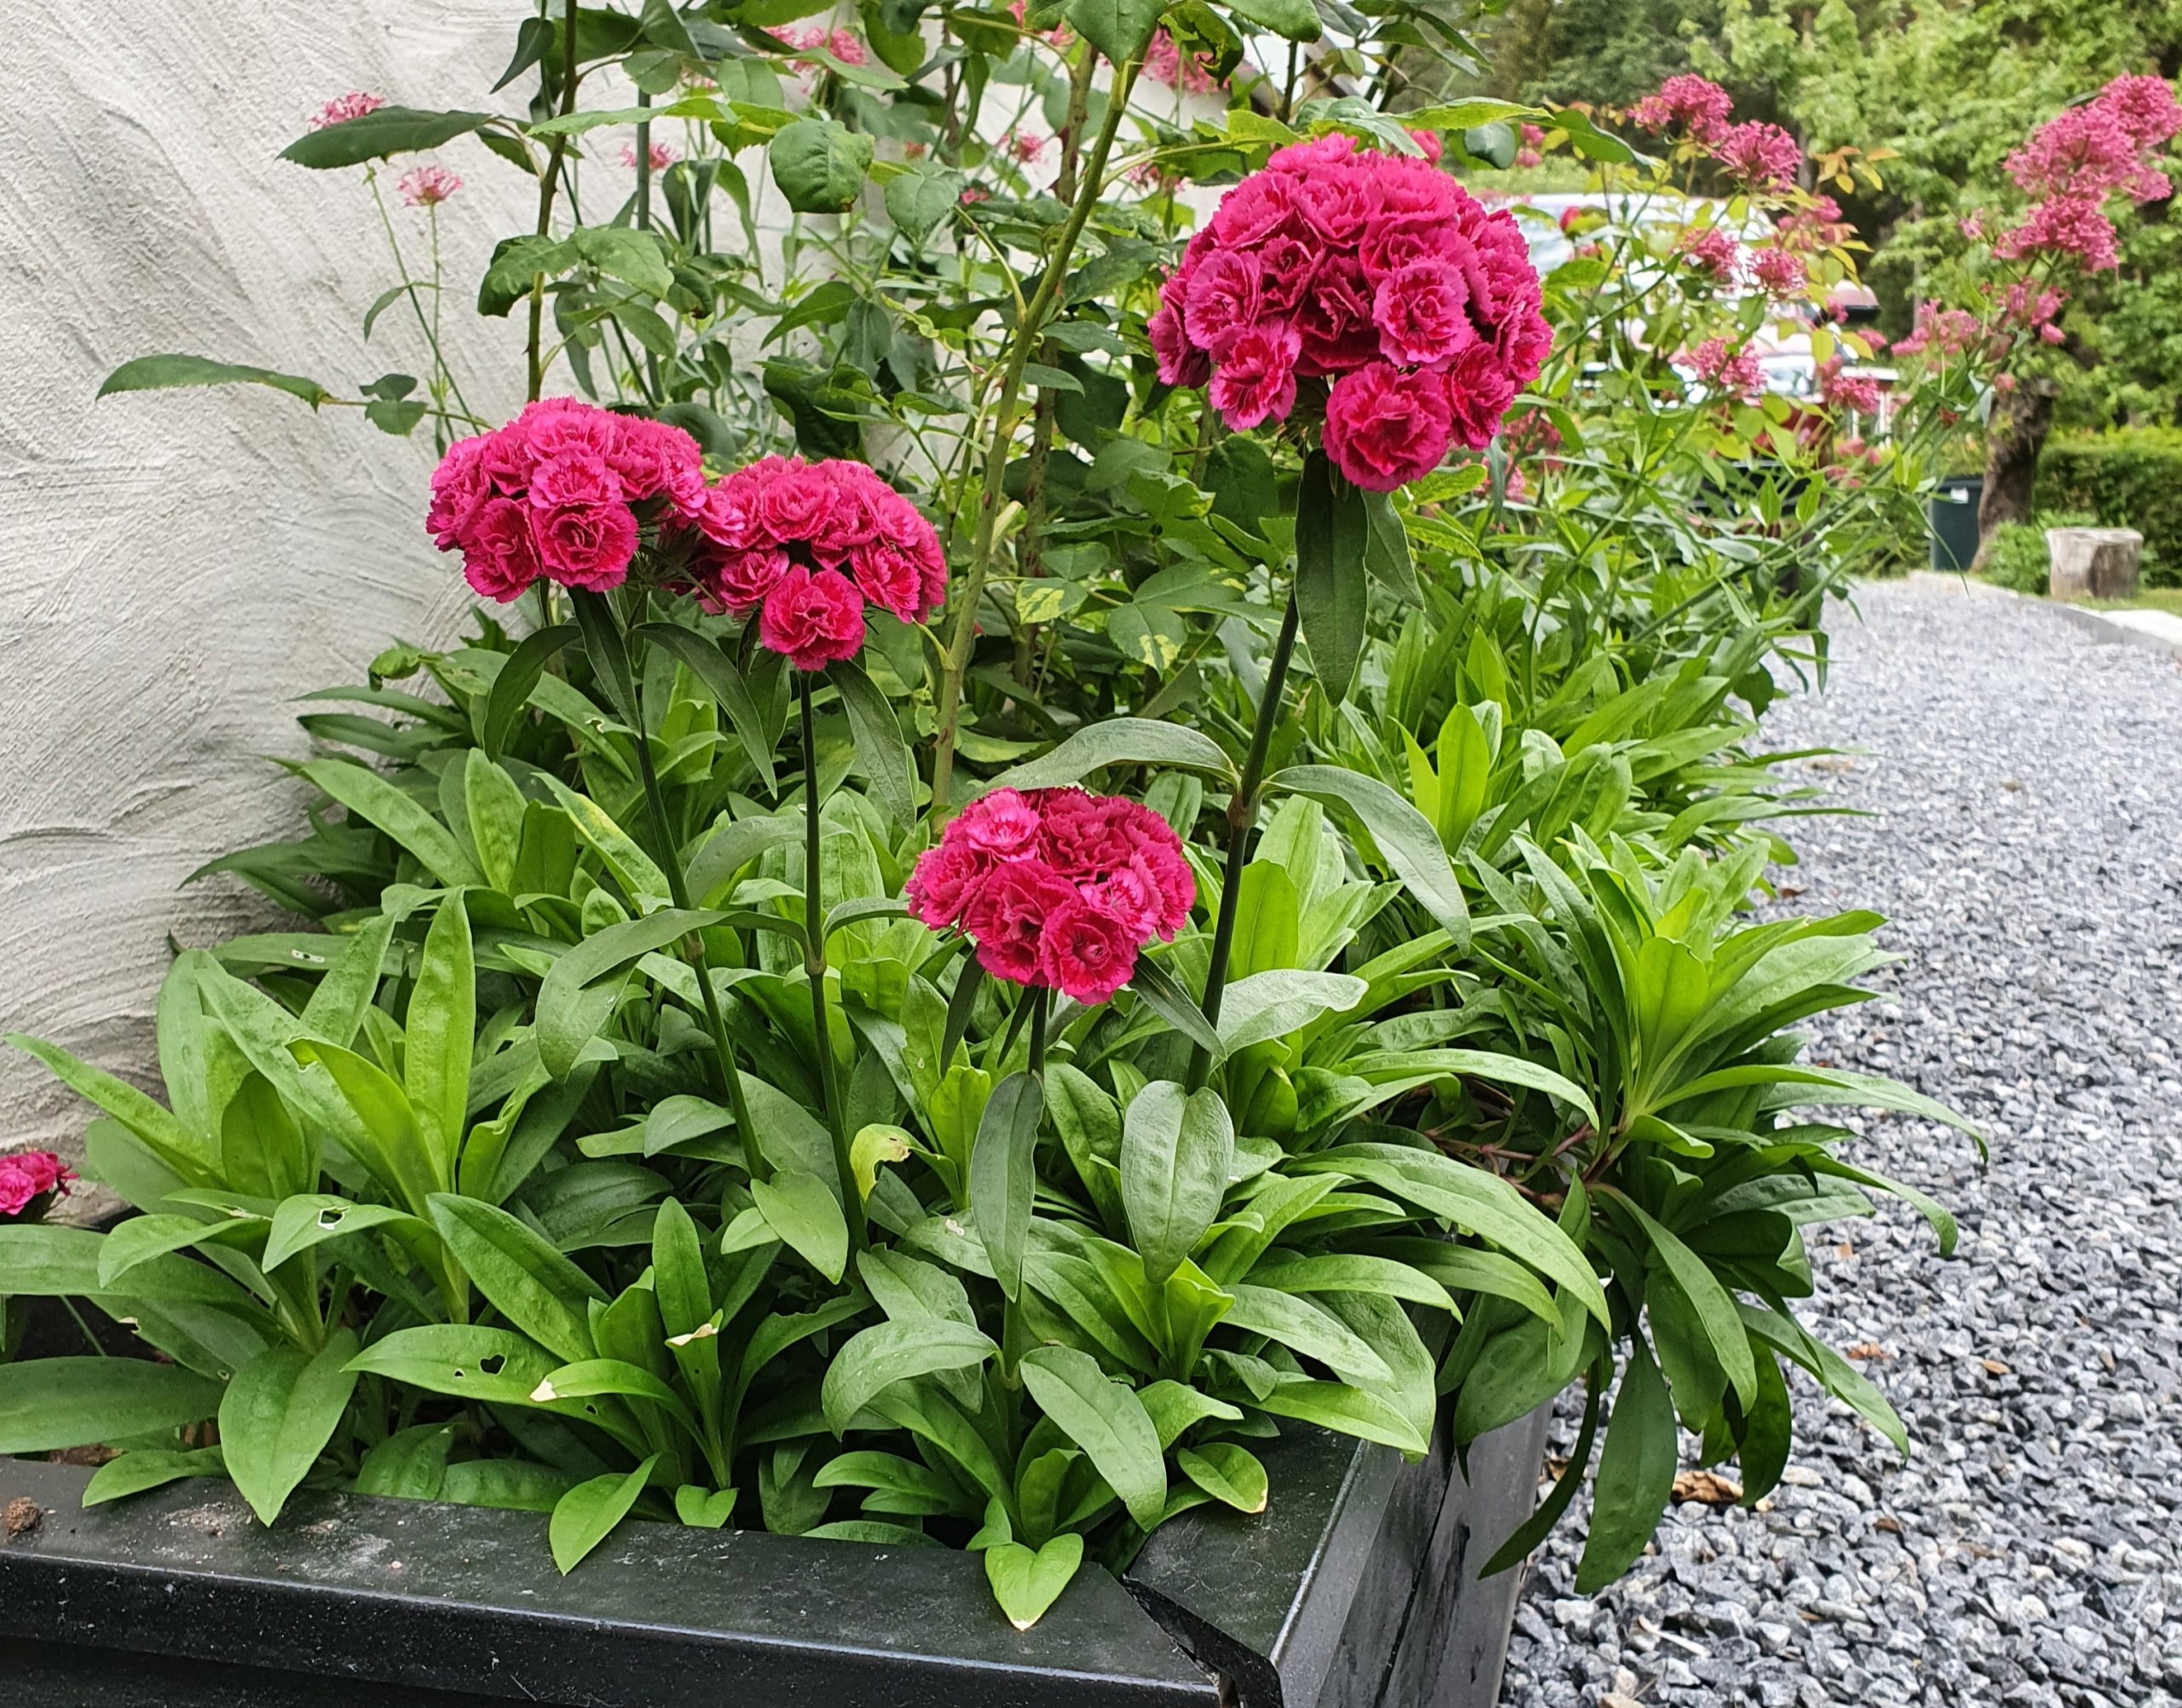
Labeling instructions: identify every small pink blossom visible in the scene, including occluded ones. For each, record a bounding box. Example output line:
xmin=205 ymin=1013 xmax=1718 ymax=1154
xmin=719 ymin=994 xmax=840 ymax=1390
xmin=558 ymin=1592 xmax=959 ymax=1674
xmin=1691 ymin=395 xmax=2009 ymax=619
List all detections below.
xmin=1683 ymin=336 xmax=1763 ymax=396
xmin=0 ymin=1150 xmax=72 ymax=1217
xmin=1677 ymin=225 xmax=1743 ymax=282
xmin=1005 ymin=130 xmax=1048 ymax=164
xmin=1142 ymin=27 xmax=1218 ymax=95
xmin=1750 ymin=247 xmax=1806 ymax=296
xmin=758 ymin=565 xmax=866 ymax=671
xmin=1628 ymin=75 xmax=1733 ymax=143
xmin=311 ymin=91 xmax=385 ymax=130
xmin=621 ymin=139 xmax=680 ymax=171
xmin=397 ymin=164 xmax=461 ymax=208
xmin=1717 ymin=122 xmax=1801 ymax=191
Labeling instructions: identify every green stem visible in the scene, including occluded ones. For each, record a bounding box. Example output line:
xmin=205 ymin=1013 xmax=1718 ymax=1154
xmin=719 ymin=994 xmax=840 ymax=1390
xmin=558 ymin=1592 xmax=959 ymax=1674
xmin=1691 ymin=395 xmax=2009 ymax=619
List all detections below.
xmin=1027 ymin=984 xmax=1049 ymax=1077
xmin=800 ymin=676 xmax=867 ymax=1252
xmin=592 ymin=596 xmax=765 ymax=1181
xmin=527 ymin=0 xmax=581 ymax=400
xmin=1184 ymin=589 xmax=1300 ymax=1093
xmin=929 ymin=55 xmax=1142 ymax=818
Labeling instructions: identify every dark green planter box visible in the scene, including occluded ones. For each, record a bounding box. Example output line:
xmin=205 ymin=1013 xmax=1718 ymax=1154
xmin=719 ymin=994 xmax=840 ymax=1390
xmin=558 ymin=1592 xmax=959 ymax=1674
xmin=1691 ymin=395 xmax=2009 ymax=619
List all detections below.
xmin=1 ymin=1406 xmax=1546 ymax=1707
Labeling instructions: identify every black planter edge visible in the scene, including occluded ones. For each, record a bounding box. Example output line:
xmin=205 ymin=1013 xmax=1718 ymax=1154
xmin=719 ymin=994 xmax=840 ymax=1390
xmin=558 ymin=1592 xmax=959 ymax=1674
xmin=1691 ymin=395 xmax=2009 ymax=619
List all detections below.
xmin=1123 ymin=1405 xmax=1553 ymax=1708
xmin=1 ymin=1411 xmax=1548 ymax=1708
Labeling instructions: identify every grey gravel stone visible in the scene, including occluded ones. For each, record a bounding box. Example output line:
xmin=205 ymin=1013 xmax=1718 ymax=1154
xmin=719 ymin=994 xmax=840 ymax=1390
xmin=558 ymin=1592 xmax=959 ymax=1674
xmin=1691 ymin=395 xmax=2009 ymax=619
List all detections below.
xmin=1498 ymin=579 xmax=2182 ymax=1706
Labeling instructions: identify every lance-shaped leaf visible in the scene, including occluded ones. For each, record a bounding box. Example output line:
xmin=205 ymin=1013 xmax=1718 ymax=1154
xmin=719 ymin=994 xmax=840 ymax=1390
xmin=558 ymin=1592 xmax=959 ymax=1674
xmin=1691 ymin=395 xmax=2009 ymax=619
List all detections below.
xmin=221 ymin=1330 xmax=362 ymax=1526
xmin=0 ymin=1358 xmax=225 ymax=1454
xmin=1018 ymin=1347 xmax=1165 ymax=1530
xmin=98 ymin=355 xmax=332 ymax=408
xmin=1294 ymin=451 xmax=1369 ymax=703
xmin=1574 ymin=1334 xmax=1677 ymax=1591
xmin=822 ymin=1318 xmax=997 ymax=1434
xmin=536 ymin=909 xmax=728 ymax=1078
xmin=986 ymin=718 xmax=1236 ymax=793
xmin=479 ymin=623 xmax=580 ymax=757
xmin=1120 ymin=1081 xmax=1233 ymax=1285
xmin=280 ymin=107 xmax=497 ymax=169
xmin=971 ymin=1070 xmax=1045 ymax=1301
xmin=828 ymin=657 xmax=918 ymax=827
xmin=1267 ymin=765 xmax=1469 ymax=949
xmin=550 ymin=1454 xmax=660 ymax=1573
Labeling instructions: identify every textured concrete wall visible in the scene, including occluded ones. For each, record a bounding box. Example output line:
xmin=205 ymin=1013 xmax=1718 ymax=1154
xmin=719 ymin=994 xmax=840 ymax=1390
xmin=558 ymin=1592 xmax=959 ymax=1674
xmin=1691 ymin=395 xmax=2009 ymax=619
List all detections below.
xmin=0 ymin=3 xmax=534 ymax=1159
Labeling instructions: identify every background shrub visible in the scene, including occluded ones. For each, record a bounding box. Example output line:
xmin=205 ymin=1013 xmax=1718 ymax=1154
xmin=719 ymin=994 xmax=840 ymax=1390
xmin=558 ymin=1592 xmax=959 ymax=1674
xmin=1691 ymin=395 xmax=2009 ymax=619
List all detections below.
xmin=2036 ymin=430 xmax=2182 ymax=587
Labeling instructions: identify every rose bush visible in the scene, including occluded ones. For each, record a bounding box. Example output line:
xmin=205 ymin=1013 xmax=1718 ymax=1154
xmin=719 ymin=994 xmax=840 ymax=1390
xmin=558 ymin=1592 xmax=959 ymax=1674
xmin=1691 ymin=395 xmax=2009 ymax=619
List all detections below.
xmin=8 ymin=2 xmax=1983 ymax=1633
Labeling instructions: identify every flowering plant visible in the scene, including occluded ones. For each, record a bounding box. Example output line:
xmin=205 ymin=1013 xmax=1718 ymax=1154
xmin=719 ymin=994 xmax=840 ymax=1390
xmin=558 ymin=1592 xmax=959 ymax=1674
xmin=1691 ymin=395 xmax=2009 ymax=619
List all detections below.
xmin=18 ymin=0 xmax=1977 ymax=1643
xmin=0 ymin=1150 xmax=70 ymax=1220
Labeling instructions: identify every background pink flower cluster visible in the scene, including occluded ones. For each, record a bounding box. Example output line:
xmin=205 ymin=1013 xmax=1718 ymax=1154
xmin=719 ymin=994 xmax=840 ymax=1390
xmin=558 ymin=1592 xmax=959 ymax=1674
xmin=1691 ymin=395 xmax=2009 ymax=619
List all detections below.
xmin=1150 ymin=132 xmax=1550 ymax=492
xmin=1628 ymin=75 xmax=1802 ymax=192
xmin=0 ymin=1149 xmax=70 ymax=1217
xmin=1992 ymin=74 xmax=2182 ymax=273
xmin=907 ymin=788 xmax=1194 ymax=1004
xmin=690 ymin=456 xmax=945 ymax=671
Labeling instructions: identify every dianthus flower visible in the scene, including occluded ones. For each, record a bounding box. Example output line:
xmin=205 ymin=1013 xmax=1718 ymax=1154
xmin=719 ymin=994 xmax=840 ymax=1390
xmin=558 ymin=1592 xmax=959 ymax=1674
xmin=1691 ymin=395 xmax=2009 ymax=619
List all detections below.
xmin=1150 ymin=137 xmax=1549 ymax=490
xmin=0 ymin=1150 xmax=71 ymax=1217
xmin=907 ymin=788 xmax=1196 ymax=1003
xmin=690 ymin=455 xmax=945 ymax=667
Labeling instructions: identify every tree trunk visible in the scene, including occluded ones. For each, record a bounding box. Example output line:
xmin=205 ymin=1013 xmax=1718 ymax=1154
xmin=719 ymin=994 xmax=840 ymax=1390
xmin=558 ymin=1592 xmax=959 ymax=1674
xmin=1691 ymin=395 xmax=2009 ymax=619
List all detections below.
xmin=1974 ymin=378 xmax=2058 ymax=568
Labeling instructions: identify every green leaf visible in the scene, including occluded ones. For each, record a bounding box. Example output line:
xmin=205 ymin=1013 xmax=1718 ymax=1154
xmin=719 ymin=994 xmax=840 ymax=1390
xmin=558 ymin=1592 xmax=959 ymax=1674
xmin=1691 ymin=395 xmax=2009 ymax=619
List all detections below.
xmin=984 ymin=1532 xmax=1086 ymax=1630
xmin=1299 ymin=1145 xmax=1608 ymax=1328
xmin=343 ymin=1324 xmax=561 ymax=1410
xmin=752 ymin=1168 xmax=850 ymax=1284
xmin=0 ymin=1358 xmax=224 ymax=1454
xmin=550 ymin=1454 xmax=660 ymax=1572
xmin=1660 ymin=1064 xmax=1982 ymax=1145
xmin=1575 ymin=1336 xmax=1677 ymax=1591
xmin=1360 ymin=491 xmax=1420 ymax=601
xmin=1215 ymin=970 xmax=1366 ymax=1053
xmin=1177 ymin=1441 xmax=1267 ymax=1513
xmin=1065 ymin=0 xmax=1163 ymax=65
xmin=1480 ymin=1359 xmax=1602 ymax=1576
xmin=985 ymin=718 xmax=1236 ymax=793
xmin=480 ymin=624 xmax=580 ymax=758
xmin=675 ymin=1485 xmax=739 ymax=1527
xmin=971 ymin=1070 xmax=1045 ymax=1301
xmin=770 ymin=118 xmax=875 ymax=213
xmin=7 ymin=1033 xmax=209 ymax=1181
xmin=220 ymin=1330 xmax=362 ymax=1526
xmin=1120 ymin=1080 xmax=1232 ymax=1286
xmin=885 ymin=164 xmax=966 ymax=243
xmin=1221 ymin=0 xmax=1320 ymax=41
xmin=1018 ymin=1347 xmax=1165 ymax=1530
xmin=573 ymin=225 xmax=674 ymax=298
xmin=355 ymin=1423 xmax=456 ymax=1499
xmin=98 ymin=355 xmax=331 ymax=409
xmin=93 ymin=1215 xmax=234 ymax=1290
xmin=279 ymin=107 xmax=496 ymax=168
xmin=1252 ymin=1379 xmax=1430 ymax=1456
xmin=82 ymin=1446 xmax=228 ymax=1506
xmin=0 ymin=1224 xmax=251 ymax=1309
xmin=407 ymin=893 xmax=474 ymax=1186
xmin=540 ymin=774 xmax=671 ymax=903
xmin=822 ymin=1318 xmax=996 ymax=1433
xmin=828 ymin=657 xmax=918 ymax=827
xmin=686 ymin=813 xmax=802 ymax=904
xmin=1604 ymin=1189 xmax=1758 ymax=1409
xmin=631 ymin=623 xmax=777 ymax=797
xmin=1267 ymin=765 xmax=1469 ymax=950
xmin=301 ymin=759 xmax=483 ymax=888
xmin=428 ymin=1193 xmax=603 ymax=1364
xmin=529 ymin=1360 xmax=701 ymax=1440
xmin=1248 ymin=1254 xmax=1454 ymax=1313
xmin=1223 ymin=1285 xmax=1391 ymax=1385
xmin=537 ymin=908 xmax=726 ymax=1079
xmin=1126 ymin=958 xmax=1225 ymax=1060
xmin=1294 ymin=452 xmax=1368 ymax=704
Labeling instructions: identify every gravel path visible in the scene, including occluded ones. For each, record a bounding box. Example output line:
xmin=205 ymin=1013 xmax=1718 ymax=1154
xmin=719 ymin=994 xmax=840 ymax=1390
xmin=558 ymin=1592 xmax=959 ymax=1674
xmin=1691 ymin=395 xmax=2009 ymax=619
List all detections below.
xmin=1498 ymin=576 xmax=2182 ymax=1708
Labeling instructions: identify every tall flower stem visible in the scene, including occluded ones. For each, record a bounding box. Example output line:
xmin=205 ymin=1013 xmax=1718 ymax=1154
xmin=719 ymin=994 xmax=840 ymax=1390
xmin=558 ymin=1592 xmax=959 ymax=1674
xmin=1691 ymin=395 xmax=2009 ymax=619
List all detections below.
xmin=799 ymin=675 xmax=867 ymax=1253
xmin=527 ymin=0 xmax=580 ymax=401
xmin=574 ymin=591 xmax=763 ymax=1182
xmin=1183 ymin=589 xmax=1301 ymax=1093
xmin=930 ymin=55 xmax=1142 ymax=818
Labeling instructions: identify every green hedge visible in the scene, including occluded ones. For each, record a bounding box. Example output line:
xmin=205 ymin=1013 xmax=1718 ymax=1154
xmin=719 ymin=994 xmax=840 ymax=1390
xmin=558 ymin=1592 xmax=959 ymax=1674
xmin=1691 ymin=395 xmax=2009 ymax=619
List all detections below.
xmin=2035 ymin=429 xmax=2182 ymax=587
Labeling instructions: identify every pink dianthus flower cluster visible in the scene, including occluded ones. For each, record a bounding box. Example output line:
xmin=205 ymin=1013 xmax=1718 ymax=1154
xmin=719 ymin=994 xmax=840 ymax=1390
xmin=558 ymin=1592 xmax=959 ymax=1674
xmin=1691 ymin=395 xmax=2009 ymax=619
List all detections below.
xmin=1816 ymin=357 xmax=1881 ymax=417
xmin=427 ymin=399 xmax=709 ymax=603
xmin=1151 ymin=133 xmax=1550 ymax=492
xmin=0 ymin=1150 xmax=71 ymax=1218
xmin=1749 ymin=246 xmax=1807 ymax=297
xmin=908 ymin=788 xmax=1195 ymax=1004
xmin=688 ymin=456 xmax=945 ymax=669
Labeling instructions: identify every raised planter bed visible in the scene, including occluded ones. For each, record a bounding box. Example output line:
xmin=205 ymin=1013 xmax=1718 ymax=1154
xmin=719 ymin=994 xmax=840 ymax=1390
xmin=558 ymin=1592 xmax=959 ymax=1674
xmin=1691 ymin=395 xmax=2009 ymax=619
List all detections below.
xmin=1 ymin=1405 xmax=1547 ymax=1708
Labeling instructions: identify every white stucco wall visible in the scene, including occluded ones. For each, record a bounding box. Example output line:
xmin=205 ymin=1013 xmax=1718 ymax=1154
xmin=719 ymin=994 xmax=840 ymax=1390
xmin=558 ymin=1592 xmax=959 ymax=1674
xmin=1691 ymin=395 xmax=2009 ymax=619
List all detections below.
xmin=0 ymin=3 xmax=1236 ymax=1174
xmin=0 ymin=3 xmax=535 ymax=1162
